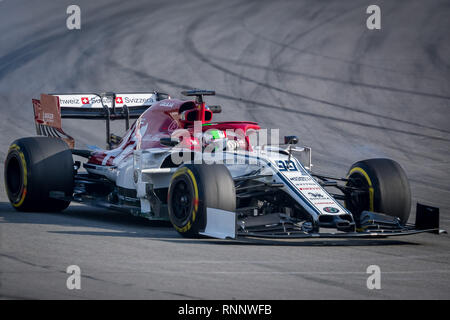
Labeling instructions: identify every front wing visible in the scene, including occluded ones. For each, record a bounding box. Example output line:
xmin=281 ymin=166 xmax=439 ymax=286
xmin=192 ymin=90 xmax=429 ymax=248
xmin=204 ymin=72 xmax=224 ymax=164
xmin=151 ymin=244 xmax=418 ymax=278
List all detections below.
xmin=238 ymin=226 xmax=443 ymax=240
xmin=200 ymin=203 xmax=444 ymax=240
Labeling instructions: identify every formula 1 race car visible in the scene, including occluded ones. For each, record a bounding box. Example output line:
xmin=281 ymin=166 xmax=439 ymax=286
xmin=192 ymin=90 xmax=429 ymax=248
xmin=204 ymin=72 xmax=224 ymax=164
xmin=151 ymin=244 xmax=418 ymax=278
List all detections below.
xmin=4 ymin=90 xmax=443 ymax=240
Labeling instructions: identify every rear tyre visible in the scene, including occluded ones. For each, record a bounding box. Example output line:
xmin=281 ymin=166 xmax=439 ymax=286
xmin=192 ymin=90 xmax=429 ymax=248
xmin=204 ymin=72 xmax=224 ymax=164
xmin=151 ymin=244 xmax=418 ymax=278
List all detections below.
xmin=168 ymin=163 xmax=236 ymax=238
xmin=4 ymin=137 xmax=74 ymax=212
xmin=345 ymin=158 xmax=411 ymax=224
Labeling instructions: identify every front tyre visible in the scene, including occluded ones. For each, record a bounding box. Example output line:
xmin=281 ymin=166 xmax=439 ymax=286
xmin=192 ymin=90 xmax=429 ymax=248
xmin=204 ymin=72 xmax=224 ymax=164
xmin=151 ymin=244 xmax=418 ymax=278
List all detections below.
xmin=345 ymin=158 xmax=411 ymax=224
xmin=168 ymin=163 xmax=236 ymax=238
xmin=4 ymin=137 xmax=74 ymax=212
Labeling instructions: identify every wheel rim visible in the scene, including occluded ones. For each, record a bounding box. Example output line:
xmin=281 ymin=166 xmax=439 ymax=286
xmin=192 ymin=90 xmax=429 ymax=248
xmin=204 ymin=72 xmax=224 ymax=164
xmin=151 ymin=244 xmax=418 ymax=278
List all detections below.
xmin=346 ymin=172 xmax=371 ymax=216
xmin=6 ymin=155 xmax=23 ymax=197
xmin=171 ymin=179 xmax=193 ymax=223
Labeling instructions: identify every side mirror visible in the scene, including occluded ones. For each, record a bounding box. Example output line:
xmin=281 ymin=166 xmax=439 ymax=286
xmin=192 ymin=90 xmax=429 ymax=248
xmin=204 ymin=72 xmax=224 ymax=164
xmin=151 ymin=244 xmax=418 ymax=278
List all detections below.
xmin=284 ymin=136 xmax=298 ymax=145
xmin=208 ymin=105 xmax=222 ymax=114
xmin=160 ymin=137 xmax=180 ymax=147
xmin=180 ymin=109 xmax=213 ymax=122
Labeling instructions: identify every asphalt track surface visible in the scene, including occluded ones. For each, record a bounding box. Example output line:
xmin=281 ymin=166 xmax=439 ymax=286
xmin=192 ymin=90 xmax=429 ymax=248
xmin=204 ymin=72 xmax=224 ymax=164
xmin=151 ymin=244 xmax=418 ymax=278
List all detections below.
xmin=0 ymin=0 xmax=449 ymax=299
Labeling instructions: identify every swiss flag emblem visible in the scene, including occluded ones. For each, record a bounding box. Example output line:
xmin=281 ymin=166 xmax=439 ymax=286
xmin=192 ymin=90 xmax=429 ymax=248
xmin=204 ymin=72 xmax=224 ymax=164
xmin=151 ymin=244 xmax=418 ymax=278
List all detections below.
xmin=115 ymin=97 xmax=123 ymax=104
xmin=81 ymin=97 xmax=90 ymax=104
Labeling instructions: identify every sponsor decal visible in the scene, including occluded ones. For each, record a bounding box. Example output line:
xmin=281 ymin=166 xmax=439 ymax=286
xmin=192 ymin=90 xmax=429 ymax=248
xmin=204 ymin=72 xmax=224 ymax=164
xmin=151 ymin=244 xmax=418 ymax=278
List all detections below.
xmin=294 ymin=182 xmax=317 ymax=186
xmin=55 ymin=93 xmax=159 ymax=108
xmin=124 ymin=96 xmax=154 ymax=104
xmin=323 ymin=207 xmax=340 ymax=213
xmin=308 ymin=192 xmax=324 ymax=198
xmin=167 ymin=120 xmax=178 ymax=133
xmin=160 ymin=101 xmax=175 ymax=107
xmin=59 ymin=98 xmax=80 ymax=105
xmin=43 ymin=112 xmax=54 ymax=123
xmin=289 ymin=176 xmax=311 ymax=181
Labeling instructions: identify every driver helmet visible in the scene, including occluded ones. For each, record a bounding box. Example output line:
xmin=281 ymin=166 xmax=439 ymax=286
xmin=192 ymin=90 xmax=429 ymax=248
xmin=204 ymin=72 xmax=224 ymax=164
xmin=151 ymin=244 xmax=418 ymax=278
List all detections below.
xmin=202 ymin=129 xmax=227 ymax=151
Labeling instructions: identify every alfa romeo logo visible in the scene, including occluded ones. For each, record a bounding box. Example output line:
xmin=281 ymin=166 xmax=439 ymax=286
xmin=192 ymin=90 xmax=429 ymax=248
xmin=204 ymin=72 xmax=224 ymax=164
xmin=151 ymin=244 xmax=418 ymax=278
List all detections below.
xmin=323 ymin=207 xmax=339 ymax=213
xmin=167 ymin=120 xmax=178 ymax=133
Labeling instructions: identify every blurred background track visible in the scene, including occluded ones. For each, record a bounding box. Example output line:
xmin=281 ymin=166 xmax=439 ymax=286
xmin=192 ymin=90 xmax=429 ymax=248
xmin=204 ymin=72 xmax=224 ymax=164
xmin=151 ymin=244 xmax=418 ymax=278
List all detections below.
xmin=0 ymin=0 xmax=449 ymax=299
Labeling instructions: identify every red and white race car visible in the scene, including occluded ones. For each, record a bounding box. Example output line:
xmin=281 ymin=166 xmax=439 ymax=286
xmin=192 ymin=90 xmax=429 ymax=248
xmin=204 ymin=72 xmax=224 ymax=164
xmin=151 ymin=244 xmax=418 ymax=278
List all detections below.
xmin=4 ymin=90 xmax=442 ymax=240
